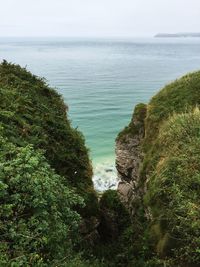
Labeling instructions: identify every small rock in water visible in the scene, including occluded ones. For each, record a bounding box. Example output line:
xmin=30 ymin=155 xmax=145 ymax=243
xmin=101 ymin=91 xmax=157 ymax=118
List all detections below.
xmin=105 ymin=168 xmax=114 ymax=173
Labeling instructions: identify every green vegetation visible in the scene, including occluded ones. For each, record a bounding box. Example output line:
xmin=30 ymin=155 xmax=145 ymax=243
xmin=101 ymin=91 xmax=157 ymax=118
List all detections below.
xmin=117 ymin=103 xmax=146 ymax=142
xmin=143 ymin=71 xmax=200 ymax=176
xmin=0 ymin=134 xmax=83 ymax=266
xmin=0 ymin=60 xmax=98 ymax=217
xmin=117 ymin=71 xmax=200 ymax=266
xmin=142 ymin=72 xmax=200 ymax=266
xmin=93 ymin=190 xmax=133 ymax=267
xmin=1 ymin=61 xmax=200 ymax=266
xmin=145 ymin=109 xmax=200 ymax=265
xmin=146 ymin=71 xmax=200 ymax=142
xmin=99 ymin=189 xmax=130 ymax=230
xmin=0 ymin=61 xmax=99 ymax=266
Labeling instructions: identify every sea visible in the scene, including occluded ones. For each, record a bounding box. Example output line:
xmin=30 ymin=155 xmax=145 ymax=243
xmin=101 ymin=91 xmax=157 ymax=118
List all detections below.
xmin=1 ymin=37 xmax=200 ymax=191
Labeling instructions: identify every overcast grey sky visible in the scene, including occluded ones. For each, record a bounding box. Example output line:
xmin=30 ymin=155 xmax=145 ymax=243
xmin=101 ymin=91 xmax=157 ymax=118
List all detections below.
xmin=1 ymin=0 xmax=200 ymax=37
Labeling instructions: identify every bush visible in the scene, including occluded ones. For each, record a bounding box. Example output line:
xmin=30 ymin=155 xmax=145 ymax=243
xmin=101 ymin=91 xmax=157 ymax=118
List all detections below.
xmin=0 ymin=134 xmax=84 ymax=266
xmin=0 ymin=60 xmax=92 ymax=188
xmin=0 ymin=60 xmax=98 ymax=218
xmin=99 ymin=190 xmax=130 ymax=231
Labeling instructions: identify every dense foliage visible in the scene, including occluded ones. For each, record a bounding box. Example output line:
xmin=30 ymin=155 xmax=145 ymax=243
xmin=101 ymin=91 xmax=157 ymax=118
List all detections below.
xmin=0 ymin=60 xmax=98 ymax=217
xmin=0 ymin=134 xmax=83 ymax=266
xmin=2 ymin=61 xmax=200 ymax=266
xmin=0 ymin=61 xmax=100 ymax=266
xmin=90 ymin=190 xmax=133 ymax=267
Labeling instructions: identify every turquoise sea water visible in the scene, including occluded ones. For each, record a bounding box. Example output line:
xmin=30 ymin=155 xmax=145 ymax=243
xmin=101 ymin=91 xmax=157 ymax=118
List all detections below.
xmin=1 ymin=37 xmax=200 ymax=190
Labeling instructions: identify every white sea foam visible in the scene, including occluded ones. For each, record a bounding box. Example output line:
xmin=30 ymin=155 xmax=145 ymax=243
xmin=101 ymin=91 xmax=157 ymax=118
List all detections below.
xmin=93 ymin=161 xmax=119 ymax=192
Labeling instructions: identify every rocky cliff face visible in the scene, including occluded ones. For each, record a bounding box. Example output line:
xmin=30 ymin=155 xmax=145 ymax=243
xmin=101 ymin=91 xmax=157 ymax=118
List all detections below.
xmin=116 ymin=103 xmax=146 ymax=217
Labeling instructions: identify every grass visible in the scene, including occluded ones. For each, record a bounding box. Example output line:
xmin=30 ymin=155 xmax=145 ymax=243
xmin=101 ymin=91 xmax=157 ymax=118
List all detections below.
xmin=117 ymin=71 xmax=200 ymax=266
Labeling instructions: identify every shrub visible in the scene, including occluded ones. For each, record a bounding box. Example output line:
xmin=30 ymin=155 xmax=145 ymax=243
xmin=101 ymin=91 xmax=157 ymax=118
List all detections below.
xmin=0 ymin=134 xmax=84 ymax=266
xmin=99 ymin=190 xmax=130 ymax=231
xmin=0 ymin=60 xmax=92 ymax=188
xmin=0 ymin=60 xmax=98 ymax=218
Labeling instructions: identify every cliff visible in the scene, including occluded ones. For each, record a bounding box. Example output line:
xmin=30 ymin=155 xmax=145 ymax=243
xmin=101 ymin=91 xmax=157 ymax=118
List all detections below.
xmin=116 ymin=71 xmax=200 ymax=266
xmin=0 ymin=61 xmax=131 ymax=267
xmin=155 ymin=32 xmax=200 ymax=38
xmin=116 ymin=103 xmax=147 ymax=217
xmin=0 ymin=61 xmax=99 ymax=266
xmin=1 ymin=61 xmax=200 ymax=266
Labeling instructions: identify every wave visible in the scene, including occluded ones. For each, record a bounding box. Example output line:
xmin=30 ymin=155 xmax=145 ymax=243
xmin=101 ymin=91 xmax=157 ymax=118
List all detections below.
xmin=93 ymin=161 xmax=119 ymax=192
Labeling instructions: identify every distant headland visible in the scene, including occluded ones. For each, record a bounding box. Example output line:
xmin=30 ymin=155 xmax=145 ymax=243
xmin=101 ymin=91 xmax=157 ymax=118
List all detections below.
xmin=155 ymin=32 xmax=200 ymax=38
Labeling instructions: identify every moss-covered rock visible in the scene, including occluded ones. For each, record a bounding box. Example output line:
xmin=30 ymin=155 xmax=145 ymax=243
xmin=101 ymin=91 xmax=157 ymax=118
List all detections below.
xmin=117 ymin=103 xmax=147 ymax=142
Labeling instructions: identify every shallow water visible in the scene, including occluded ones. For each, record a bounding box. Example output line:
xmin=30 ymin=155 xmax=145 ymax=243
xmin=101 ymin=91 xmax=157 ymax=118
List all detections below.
xmin=1 ymin=37 xmax=200 ymax=191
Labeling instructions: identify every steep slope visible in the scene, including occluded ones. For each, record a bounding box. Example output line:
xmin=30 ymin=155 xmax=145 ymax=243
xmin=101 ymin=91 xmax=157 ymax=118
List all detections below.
xmin=0 ymin=60 xmax=98 ymax=217
xmin=116 ymin=71 xmax=200 ymax=266
xmin=0 ymin=61 xmax=101 ymax=266
xmin=0 ymin=134 xmax=84 ymax=266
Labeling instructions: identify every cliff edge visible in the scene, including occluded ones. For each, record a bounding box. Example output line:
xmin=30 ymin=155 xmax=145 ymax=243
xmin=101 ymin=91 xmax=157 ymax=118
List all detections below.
xmin=116 ymin=71 xmax=200 ymax=266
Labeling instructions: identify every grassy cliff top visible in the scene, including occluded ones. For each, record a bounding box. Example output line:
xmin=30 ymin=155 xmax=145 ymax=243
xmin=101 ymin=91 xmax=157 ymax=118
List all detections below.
xmin=0 ymin=61 xmax=90 ymax=185
xmin=145 ymin=108 xmax=200 ymax=264
xmin=145 ymin=71 xmax=200 ymax=146
xmin=116 ymin=70 xmax=200 ymax=265
xmin=0 ymin=60 xmax=98 ymax=216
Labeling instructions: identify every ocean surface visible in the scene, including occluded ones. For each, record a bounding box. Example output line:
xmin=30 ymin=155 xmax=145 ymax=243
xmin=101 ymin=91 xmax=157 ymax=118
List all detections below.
xmin=1 ymin=37 xmax=200 ymax=191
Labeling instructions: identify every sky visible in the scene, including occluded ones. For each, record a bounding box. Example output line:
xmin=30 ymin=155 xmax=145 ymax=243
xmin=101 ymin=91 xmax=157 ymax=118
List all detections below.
xmin=0 ymin=0 xmax=200 ymax=37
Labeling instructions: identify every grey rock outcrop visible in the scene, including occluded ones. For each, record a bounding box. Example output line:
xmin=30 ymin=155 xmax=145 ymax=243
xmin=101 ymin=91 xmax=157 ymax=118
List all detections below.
xmin=115 ymin=103 xmax=146 ymax=216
